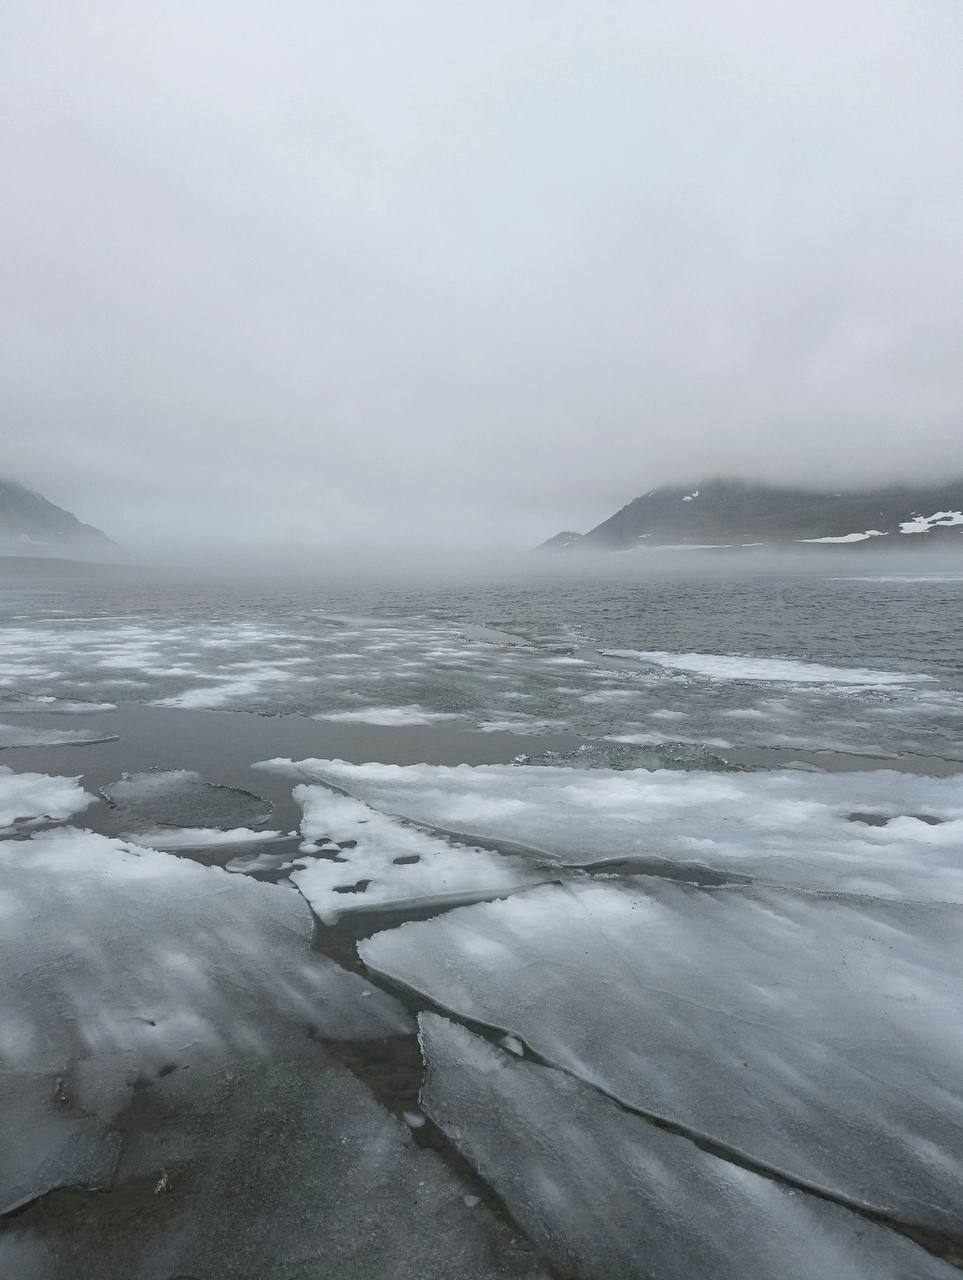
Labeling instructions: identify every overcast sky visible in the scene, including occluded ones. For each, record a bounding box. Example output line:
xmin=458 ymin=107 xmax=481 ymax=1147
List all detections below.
xmin=3 ymin=1 xmax=962 ymax=553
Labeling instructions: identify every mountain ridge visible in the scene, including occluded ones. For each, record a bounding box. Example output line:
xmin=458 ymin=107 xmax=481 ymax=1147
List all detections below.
xmin=0 ymin=477 xmax=120 ymax=560
xmin=538 ymin=478 xmax=963 ymax=552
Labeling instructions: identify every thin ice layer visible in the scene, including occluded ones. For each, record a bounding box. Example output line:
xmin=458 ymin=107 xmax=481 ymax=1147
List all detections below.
xmin=0 ymin=765 xmax=93 ymax=827
xmin=0 ymin=1071 xmax=121 ymax=1214
xmin=102 ymin=769 xmax=272 ymax=831
xmin=3 ymin=1054 xmax=549 ymax=1280
xmin=289 ymin=784 xmax=539 ymax=924
xmin=290 ymin=759 xmax=963 ymax=901
xmin=418 ymin=1015 xmax=954 ymax=1280
xmin=363 ymin=881 xmax=963 ymax=1236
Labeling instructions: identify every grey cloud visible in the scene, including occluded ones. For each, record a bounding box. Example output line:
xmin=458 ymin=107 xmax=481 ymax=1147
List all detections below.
xmin=2 ymin=0 xmax=962 ymax=553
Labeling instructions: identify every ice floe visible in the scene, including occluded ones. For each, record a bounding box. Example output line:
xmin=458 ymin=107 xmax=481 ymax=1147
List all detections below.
xmin=125 ymin=826 xmax=288 ymax=851
xmin=0 ymin=766 xmax=93 ymax=828
xmin=265 ymin=758 xmax=963 ymax=901
xmin=418 ymin=1013 xmax=955 ymax=1280
xmin=601 ymin=650 xmax=932 ymax=685
xmin=0 ymin=698 xmax=117 ymax=714
xmin=0 ymin=825 xmax=415 ymax=1218
xmin=102 ymin=769 xmax=272 ymax=831
xmin=363 ymin=880 xmax=963 ymax=1235
xmin=1 ymin=828 xmax=411 ymax=1077
xmin=278 ymin=782 xmax=540 ymax=923
xmin=0 ymin=721 xmax=118 ymax=749
xmin=315 ymin=704 xmax=463 ymax=725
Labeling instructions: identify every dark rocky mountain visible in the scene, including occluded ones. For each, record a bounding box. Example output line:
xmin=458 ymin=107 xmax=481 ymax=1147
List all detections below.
xmin=540 ymin=479 xmax=963 ymax=552
xmin=0 ymin=478 xmax=119 ymax=559
xmin=536 ymin=530 xmax=584 ymax=551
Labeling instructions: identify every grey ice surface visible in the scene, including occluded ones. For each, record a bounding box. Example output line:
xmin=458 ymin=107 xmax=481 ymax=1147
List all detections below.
xmin=419 ymin=1013 xmax=956 ymax=1280
xmin=362 ymin=880 xmax=963 ymax=1236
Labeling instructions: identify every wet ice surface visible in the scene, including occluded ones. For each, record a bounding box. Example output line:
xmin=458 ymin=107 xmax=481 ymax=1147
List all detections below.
xmin=268 ymin=758 xmax=963 ymax=901
xmin=0 ymin=1071 xmax=121 ymax=1215
xmin=3 ymin=570 xmax=963 ymax=1276
xmin=276 ymin=780 xmax=540 ymax=923
xmin=366 ymin=881 xmax=963 ymax=1236
xmin=0 ymin=765 xmax=93 ymax=828
xmin=3 ymin=1055 xmax=548 ymax=1280
xmin=419 ymin=1014 xmax=956 ymax=1280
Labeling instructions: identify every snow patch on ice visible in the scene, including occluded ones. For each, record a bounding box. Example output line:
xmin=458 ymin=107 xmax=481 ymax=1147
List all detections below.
xmin=283 ymin=758 xmax=963 ymax=902
xmin=0 ymin=767 xmax=94 ymax=828
xmin=288 ymin=784 xmax=539 ymax=923
xmin=900 ymin=510 xmax=963 ymax=534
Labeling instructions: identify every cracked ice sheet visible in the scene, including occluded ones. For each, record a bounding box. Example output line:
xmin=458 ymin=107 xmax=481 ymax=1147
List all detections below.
xmin=0 ymin=827 xmax=412 ymax=1214
xmin=363 ymin=881 xmax=963 ymax=1237
xmin=292 ymin=759 xmax=963 ymax=902
xmin=283 ymin=783 xmax=541 ymax=924
xmin=418 ymin=1014 xmax=955 ymax=1280
xmin=0 ymin=828 xmax=411 ymax=1076
xmin=0 ymin=766 xmax=93 ymax=828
